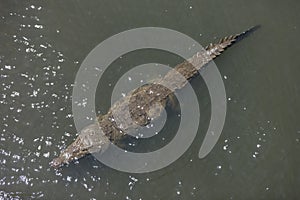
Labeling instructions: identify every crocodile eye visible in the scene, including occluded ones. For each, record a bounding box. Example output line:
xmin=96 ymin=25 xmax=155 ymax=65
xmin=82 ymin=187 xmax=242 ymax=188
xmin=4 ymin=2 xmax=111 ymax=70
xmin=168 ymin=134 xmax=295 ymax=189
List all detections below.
xmin=63 ymin=152 xmax=71 ymax=159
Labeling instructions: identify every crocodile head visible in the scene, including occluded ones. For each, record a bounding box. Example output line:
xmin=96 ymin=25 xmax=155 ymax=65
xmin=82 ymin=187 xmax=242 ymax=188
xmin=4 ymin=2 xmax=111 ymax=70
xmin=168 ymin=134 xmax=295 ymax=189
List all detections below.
xmin=50 ymin=123 xmax=110 ymax=168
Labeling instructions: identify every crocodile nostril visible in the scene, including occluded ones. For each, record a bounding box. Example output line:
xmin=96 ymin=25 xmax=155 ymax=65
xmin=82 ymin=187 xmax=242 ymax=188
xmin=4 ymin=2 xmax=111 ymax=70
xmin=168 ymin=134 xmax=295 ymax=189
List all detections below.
xmin=50 ymin=158 xmax=61 ymax=168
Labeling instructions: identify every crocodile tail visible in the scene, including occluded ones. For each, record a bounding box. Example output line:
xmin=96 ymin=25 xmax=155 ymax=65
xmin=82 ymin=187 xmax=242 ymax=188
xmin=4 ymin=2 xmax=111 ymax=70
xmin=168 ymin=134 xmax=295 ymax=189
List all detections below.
xmin=205 ymin=25 xmax=260 ymax=59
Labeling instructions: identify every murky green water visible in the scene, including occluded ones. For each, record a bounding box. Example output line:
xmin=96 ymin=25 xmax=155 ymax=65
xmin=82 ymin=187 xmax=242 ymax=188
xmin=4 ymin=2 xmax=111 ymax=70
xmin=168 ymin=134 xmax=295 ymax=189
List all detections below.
xmin=1 ymin=0 xmax=299 ymax=199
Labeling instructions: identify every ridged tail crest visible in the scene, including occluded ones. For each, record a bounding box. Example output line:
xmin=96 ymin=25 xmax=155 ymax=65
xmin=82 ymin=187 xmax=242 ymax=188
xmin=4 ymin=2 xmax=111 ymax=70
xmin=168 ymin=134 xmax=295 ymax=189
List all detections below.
xmin=205 ymin=25 xmax=260 ymax=59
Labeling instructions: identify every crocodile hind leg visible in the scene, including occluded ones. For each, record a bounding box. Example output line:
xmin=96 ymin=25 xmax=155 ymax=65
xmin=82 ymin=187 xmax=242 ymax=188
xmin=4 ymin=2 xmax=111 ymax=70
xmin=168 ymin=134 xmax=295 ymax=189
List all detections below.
xmin=167 ymin=93 xmax=180 ymax=112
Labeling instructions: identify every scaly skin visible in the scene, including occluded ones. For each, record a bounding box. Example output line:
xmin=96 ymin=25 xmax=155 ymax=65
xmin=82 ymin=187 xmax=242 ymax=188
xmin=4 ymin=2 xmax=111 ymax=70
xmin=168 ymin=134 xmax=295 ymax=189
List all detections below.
xmin=50 ymin=26 xmax=259 ymax=168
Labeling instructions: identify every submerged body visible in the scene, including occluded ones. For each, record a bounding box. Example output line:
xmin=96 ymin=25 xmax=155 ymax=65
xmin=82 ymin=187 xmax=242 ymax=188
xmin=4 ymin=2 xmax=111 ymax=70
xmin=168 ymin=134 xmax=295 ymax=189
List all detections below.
xmin=51 ymin=26 xmax=258 ymax=168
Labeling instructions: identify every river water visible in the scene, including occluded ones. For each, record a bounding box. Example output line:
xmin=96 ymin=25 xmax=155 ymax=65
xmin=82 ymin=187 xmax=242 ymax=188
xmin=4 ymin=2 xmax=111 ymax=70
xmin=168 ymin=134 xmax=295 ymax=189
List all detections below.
xmin=0 ymin=0 xmax=299 ymax=199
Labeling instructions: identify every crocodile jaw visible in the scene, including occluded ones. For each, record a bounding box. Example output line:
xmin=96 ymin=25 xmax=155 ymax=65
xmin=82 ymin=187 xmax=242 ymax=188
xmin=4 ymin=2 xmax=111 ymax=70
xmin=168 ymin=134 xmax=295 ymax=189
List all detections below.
xmin=50 ymin=123 xmax=110 ymax=168
xmin=50 ymin=143 xmax=89 ymax=168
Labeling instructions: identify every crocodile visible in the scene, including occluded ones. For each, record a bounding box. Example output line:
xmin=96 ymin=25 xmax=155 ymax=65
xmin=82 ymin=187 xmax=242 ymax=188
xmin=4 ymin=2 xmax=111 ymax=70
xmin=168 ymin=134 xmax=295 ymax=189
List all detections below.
xmin=50 ymin=26 xmax=259 ymax=168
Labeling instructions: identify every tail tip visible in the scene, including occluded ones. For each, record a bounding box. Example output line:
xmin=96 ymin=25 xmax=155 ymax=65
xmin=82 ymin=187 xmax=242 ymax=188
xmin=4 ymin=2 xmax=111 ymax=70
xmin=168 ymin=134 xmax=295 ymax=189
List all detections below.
xmin=247 ymin=25 xmax=261 ymax=33
xmin=235 ymin=24 xmax=261 ymax=42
